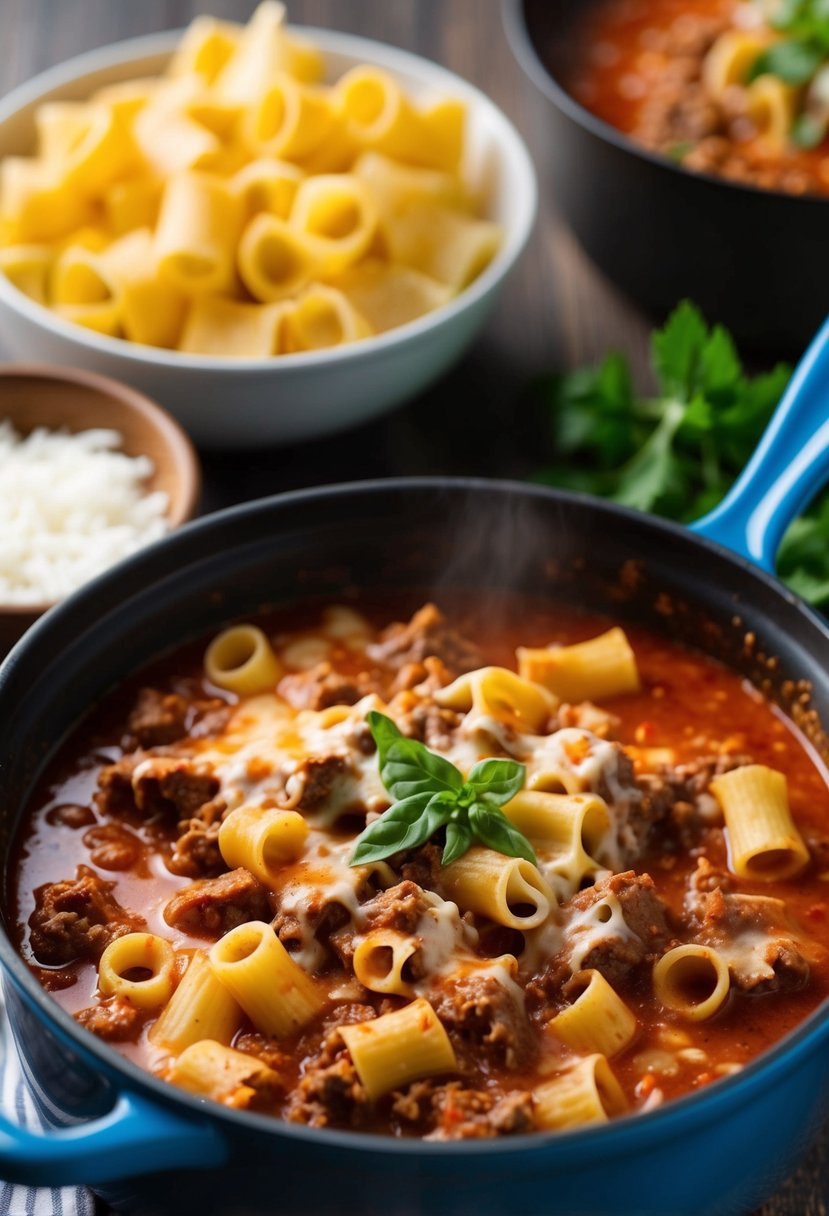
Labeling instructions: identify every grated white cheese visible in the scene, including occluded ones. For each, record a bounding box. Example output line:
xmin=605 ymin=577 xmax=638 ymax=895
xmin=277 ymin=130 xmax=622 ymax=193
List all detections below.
xmin=0 ymin=421 xmax=169 ymax=605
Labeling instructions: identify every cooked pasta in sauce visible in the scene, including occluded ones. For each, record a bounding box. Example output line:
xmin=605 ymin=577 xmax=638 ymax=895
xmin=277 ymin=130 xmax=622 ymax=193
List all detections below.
xmin=564 ymin=0 xmax=829 ymax=197
xmin=11 ymin=597 xmax=829 ymax=1138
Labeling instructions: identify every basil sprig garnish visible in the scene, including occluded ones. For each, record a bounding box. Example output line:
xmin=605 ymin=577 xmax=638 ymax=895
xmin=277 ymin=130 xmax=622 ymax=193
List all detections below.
xmin=350 ymin=711 xmax=534 ymax=867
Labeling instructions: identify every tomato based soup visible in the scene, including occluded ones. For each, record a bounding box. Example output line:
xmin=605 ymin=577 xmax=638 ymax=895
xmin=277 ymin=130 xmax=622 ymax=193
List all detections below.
xmin=564 ymin=0 xmax=829 ymax=196
xmin=10 ymin=596 xmax=829 ymax=1137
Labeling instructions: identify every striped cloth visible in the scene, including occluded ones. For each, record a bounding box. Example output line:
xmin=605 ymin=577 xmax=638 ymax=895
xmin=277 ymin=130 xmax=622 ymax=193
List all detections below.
xmin=0 ymin=988 xmax=95 ymax=1216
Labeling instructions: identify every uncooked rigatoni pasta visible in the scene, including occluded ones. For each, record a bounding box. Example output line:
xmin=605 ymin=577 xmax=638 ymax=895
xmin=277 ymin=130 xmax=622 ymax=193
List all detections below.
xmin=0 ymin=3 xmax=501 ymax=357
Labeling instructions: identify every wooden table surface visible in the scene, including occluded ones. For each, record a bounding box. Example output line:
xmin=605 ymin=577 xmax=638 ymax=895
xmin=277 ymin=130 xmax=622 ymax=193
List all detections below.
xmin=2 ymin=2 xmax=827 ymax=1213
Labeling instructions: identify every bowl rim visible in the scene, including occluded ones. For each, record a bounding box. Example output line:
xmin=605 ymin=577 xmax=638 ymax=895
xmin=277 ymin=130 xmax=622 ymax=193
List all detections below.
xmin=0 ymin=25 xmax=538 ymax=371
xmin=0 ymin=360 xmax=201 ymax=618
xmin=501 ymin=0 xmax=829 ymax=208
xmin=2 ymin=475 xmax=829 ymax=1160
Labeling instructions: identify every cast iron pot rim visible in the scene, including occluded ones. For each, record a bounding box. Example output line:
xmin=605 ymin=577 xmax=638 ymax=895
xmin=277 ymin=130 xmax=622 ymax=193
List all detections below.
xmin=502 ymin=0 xmax=829 ymax=209
xmin=2 ymin=475 xmax=829 ymax=1162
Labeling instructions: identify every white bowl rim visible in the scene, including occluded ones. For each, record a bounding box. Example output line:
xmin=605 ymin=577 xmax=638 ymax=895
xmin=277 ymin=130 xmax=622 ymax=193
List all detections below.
xmin=0 ymin=25 xmax=538 ymax=373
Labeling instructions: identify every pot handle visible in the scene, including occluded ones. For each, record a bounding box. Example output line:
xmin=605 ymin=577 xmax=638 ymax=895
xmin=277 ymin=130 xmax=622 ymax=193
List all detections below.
xmin=0 ymin=1089 xmax=226 ymax=1186
xmin=691 ymin=313 xmax=829 ymax=572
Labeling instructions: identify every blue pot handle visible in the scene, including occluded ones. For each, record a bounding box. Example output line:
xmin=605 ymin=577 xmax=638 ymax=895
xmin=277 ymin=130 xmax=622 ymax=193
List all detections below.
xmin=691 ymin=313 xmax=829 ymax=571
xmin=0 ymin=1089 xmax=226 ymax=1186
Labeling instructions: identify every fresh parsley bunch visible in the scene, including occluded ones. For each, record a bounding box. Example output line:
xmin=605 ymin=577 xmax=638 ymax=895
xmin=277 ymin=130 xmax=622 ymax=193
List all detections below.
xmin=534 ymin=301 xmax=829 ymax=609
xmin=350 ymin=711 xmax=535 ymax=867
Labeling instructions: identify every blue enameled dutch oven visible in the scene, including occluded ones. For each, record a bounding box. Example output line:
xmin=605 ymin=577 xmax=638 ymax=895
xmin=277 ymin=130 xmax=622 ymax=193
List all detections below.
xmin=2 ymin=320 xmax=829 ymax=1216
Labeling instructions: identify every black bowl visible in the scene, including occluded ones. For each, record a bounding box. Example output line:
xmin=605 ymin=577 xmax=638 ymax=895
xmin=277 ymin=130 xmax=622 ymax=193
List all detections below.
xmin=502 ymin=0 xmax=829 ymax=355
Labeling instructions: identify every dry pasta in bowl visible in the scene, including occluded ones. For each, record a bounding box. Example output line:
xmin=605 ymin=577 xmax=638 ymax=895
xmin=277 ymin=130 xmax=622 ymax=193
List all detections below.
xmin=0 ymin=2 xmax=502 ymax=358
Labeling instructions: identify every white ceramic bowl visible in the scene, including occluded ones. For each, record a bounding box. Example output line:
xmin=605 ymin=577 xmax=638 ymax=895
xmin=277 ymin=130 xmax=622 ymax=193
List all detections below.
xmin=0 ymin=28 xmax=537 ymax=448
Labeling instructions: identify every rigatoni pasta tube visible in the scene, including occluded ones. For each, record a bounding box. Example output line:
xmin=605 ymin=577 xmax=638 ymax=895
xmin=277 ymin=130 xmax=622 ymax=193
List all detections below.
xmin=98 ymin=933 xmax=175 ymax=1010
xmin=179 ymin=298 xmax=286 ymax=358
xmin=335 ymin=66 xmax=461 ymax=172
xmin=653 ymin=944 xmax=731 ymax=1022
xmin=440 ymin=846 xmax=553 ymax=930
xmin=150 ymin=950 xmax=241 ymax=1051
xmin=703 ymin=30 xmax=771 ymax=97
xmin=205 ymin=624 xmax=282 ymax=695
xmin=549 ymin=970 xmax=637 ymax=1058
xmin=352 ymin=929 xmax=418 ymax=996
xmin=381 ymin=200 xmax=500 ymax=289
xmin=340 ymin=998 xmax=457 ymax=1100
xmin=289 ymin=175 xmax=378 ymax=277
xmin=0 ymin=244 xmax=52 ymax=304
xmin=218 ymin=806 xmax=309 ymax=884
xmin=435 ymin=666 xmax=557 ymax=733
xmin=500 ymin=792 xmax=610 ymax=899
xmin=745 ymin=77 xmax=798 ymax=149
xmin=517 ymin=628 xmax=640 ymax=703
xmin=711 ymin=765 xmax=809 ymax=882
xmin=534 ymin=1055 xmax=628 ymax=1131
xmin=281 ymin=285 xmax=371 ymax=352
xmin=154 ymin=171 xmax=241 ymax=295
xmin=230 ymin=158 xmax=303 ymax=221
xmin=243 ymin=75 xmax=334 ymax=161
xmin=237 ymin=213 xmax=315 ymax=303
xmin=333 ymin=259 xmax=452 ymax=334
xmin=209 ymin=920 xmax=323 ymax=1037
xmin=169 ymin=1039 xmax=281 ymax=1107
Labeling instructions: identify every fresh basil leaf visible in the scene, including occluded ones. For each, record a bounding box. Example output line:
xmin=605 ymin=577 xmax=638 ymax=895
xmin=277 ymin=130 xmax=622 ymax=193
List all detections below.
xmin=468 ymin=802 xmax=536 ymax=865
xmin=465 ymin=758 xmax=526 ymax=806
xmin=442 ymin=818 xmax=473 ymax=866
xmin=748 ymin=39 xmax=824 ymax=84
xmin=366 ymin=710 xmax=463 ymax=801
xmin=350 ymin=792 xmax=452 ymax=865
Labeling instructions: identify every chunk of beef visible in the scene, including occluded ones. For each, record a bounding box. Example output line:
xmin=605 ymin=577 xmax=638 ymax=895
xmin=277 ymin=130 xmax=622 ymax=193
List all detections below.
xmin=399 ymin=843 xmax=444 ymax=893
xmin=397 ymin=699 xmax=463 ymax=751
xmin=29 ymin=865 xmax=145 ymax=965
xmin=278 ymin=663 xmax=380 ymax=711
xmin=638 ymin=753 xmax=754 ymax=847
xmin=430 ymin=969 xmax=533 ymax=1070
xmin=125 ymin=687 xmax=230 ymax=749
xmin=97 ymin=755 xmax=219 ymax=821
xmin=545 ymin=871 xmax=673 ymax=993
xmin=392 ymin=1080 xmax=534 ymax=1139
xmin=288 ymin=1029 xmax=370 ymax=1129
xmin=133 ymin=758 xmax=220 ymax=819
xmin=168 ymin=797 xmax=228 ymax=879
xmin=75 ymin=996 xmax=147 ymax=1042
xmin=689 ymin=882 xmax=810 ymax=994
xmin=361 ymin=881 xmax=436 ymax=934
xmin=274 ymin=900 xmax=350 ymax=958
xmin=282 ymin=755 xmax=353 ymax=814
xmin=367 ymin=604 xmax=482 ymax=675
xmin=126 ymin=689 xmax=189 ymax=748
xmin=163 ymin=868 xmax=269 ymax=937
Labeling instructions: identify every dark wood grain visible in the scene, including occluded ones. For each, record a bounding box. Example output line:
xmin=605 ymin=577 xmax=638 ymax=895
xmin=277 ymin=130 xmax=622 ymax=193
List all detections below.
xmin=0 ymin=3 xmax=826 ymax=1214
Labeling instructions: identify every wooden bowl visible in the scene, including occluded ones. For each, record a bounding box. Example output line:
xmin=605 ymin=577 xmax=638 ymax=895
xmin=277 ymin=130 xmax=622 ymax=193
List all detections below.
xmin=0 ymin=363 xmax=200 ymax=651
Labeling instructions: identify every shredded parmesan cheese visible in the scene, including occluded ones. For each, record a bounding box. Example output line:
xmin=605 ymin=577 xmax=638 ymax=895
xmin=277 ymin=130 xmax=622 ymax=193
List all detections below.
xmin=0 ymin=421 xmax=169 ymax=605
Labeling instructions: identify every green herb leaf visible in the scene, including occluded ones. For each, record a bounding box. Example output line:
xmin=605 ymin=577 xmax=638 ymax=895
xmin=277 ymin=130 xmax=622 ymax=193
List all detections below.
xmin=530 ymin=300 xmax=829 ymax=610
xmin=366 ymin=709 xmax=463 ymax=802
xmin=469 ymin=801 xmax=537 ymax=865
xmin=791 ymin=111 xmax=829 ymax=146
xmin=749 ymin=39 xmax=824 ymax=84
xmin=442 ymin=819 xmax=473 ymax=866
xmin=351 ymin=712 xmax=535 ymax=866
xmin=350 ymin=791 xmax=453 ymax=865
xmin=465 ymin=758 xmax=526 ymax=806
